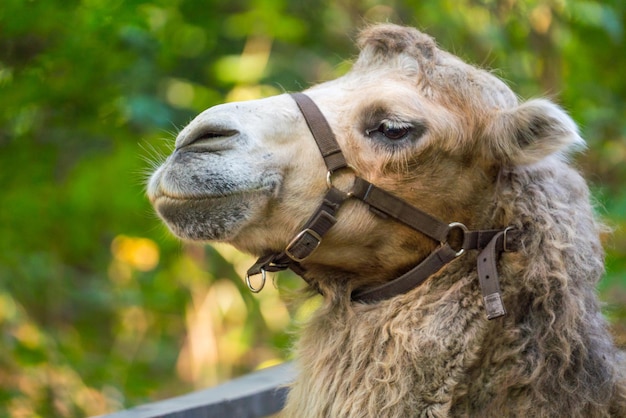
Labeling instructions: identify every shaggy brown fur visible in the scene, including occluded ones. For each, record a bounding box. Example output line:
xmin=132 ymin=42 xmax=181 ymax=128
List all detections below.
xmin=148 ymin=24 xmax=626 ymax=417
xmin=285 ymin=158 xmax=626 ymax=417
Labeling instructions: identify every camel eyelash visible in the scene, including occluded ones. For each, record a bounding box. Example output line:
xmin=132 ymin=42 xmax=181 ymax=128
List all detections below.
xmin=365 ymin=119 xmax=428 ymax=146
xmin=365 ymin=119 xmax=412 ymax=135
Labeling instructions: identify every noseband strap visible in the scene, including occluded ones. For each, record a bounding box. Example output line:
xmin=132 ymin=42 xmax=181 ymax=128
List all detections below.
xmin=246 ymin=93 xmax=521 ymax=319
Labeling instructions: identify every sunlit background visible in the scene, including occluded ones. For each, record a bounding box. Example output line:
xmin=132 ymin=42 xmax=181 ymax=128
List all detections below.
xmin=1 ymin=0 xmax=625 ymax=416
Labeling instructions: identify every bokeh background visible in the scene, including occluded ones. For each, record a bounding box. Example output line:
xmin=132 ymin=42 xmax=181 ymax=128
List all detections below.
xmin=1 ymin=0 xmax=625 ymax=416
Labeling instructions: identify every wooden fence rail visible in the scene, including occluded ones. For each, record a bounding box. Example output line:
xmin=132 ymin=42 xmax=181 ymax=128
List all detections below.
xmin=99 ymin=362 xmax=296 ymax=418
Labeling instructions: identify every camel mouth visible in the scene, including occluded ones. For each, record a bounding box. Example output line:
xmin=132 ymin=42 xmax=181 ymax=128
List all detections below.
xmin=153 ymin=192 xmax=241 ymax=204
xmin=151 ymin=168 xmax=283 ymax=204
xmin=152 ymin=186 xmax=277 ymax=242
xmin=154 ymin=194 xmax=248 ymax=241
xmin=152 ymin=189 xmax=264 ymax=212
xmin=152 ymin=193 xmax=228 ymax=209
xmin=154 ymin=191 xmax=229 ymax=211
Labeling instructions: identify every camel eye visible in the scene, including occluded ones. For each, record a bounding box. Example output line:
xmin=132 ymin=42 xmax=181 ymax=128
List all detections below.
xmin=367 ymin=120 xmax=412 ymax=141
xmin=381 ymin=123 xmax=409 ymax=140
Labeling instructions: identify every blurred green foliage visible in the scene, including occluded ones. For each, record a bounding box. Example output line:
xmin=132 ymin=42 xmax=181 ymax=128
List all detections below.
xmin=0 ymin=0 xmax=625 ymax=416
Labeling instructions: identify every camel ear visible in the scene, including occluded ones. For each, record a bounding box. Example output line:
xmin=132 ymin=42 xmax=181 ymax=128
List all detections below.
xmin=485 ymin=99 xmax=585 ymax=166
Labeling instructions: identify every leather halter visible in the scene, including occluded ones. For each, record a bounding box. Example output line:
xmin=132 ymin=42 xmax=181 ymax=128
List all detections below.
xmin=246 ymin=92 xmax=521 ymax=319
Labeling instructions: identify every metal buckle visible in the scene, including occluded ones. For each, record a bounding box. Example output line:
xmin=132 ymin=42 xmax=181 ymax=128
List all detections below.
xmin=284 ymin=228 xmax=323 ymax=262
xmin=445 ymin=222 xmax=469 ymax=257
xmin=503 ymin=226 xmax=514 ymax=252
xmin=245 ymin=269 xmax=266 ymax=293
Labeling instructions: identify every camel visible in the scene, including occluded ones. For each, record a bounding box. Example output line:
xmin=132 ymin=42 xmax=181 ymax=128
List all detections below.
xmin=147 ymin=24 xmax=626 ymax=417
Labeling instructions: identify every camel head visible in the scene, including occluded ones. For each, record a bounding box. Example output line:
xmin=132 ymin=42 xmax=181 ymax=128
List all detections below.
xmin=147 ymin=24 xmax=583 ymax=295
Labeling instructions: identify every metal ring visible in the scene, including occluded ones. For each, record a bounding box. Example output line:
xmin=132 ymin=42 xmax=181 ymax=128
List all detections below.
xmin=326 ymin=165 xmax=357 ymax=190
xmin=446 ymin=222 xmax=469 ymax=257
xmin=245 ymin=269 xmax=266 ymax=293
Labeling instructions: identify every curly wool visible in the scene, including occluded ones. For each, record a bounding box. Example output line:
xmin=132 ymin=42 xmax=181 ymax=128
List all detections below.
xmin=283 ymin=157 xmax=626 ymax=417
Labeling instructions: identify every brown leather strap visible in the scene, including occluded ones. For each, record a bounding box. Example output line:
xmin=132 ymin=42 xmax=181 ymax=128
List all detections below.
xmin=477 ymin=230 xmax=509 ymax=319
xmin=246 ymin=186 xmax=348 ymax=278
xmin=352 ymin=229 xmax=521 ymax=305
xmin=351 ymin=244 xmax=459 ymax=303
xmin=283 ymin=187 xmax=348 ymax=262
xmin=465 ymin=229 xmax=514 ymax=251
xmin=247 ymin=94 xmax=352 ymax=283
xmin=291 ymin=92 xmax=348 ymax=173
xmin=352 ymin=177 xmax=451 ymax=243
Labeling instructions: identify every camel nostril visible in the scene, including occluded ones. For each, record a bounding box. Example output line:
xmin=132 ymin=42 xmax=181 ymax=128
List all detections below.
xmin=189 ymin=130 xmax=239 ymax=145
xmin=177 ymin=128 xmax=239 ymax=151
xmin=196 ymin=129 xmax=238 ymax=141
xmin=190 ymin=129 xmax=239 ymax=144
